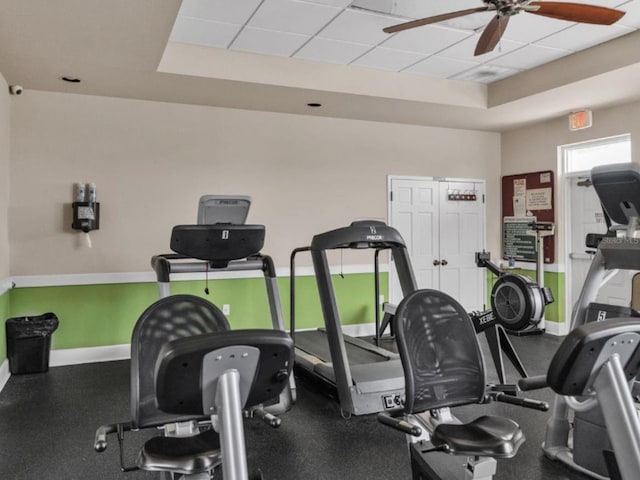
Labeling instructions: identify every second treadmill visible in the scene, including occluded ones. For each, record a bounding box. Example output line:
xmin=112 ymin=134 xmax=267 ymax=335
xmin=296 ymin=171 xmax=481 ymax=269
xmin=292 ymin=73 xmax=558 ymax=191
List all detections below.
xmin=291 ymin=220 xmax=417 ymax=416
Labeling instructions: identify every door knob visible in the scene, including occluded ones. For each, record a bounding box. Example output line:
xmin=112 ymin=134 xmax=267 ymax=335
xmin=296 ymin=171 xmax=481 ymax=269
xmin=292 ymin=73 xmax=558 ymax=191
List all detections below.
xmin=441 ymin=259 xmax=448 ymax=266
xmin=433 ymin=259 xmax=441 ymax=266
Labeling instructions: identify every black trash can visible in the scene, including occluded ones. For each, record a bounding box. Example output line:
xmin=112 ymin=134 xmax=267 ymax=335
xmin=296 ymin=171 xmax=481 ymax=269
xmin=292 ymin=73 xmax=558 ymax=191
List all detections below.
xmin=5 ymin=313 xmax=59 ymax=374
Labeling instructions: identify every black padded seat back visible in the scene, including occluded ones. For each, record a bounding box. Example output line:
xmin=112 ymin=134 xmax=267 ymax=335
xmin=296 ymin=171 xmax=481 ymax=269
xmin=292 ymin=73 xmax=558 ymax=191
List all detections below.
xmin=394 ymin=289 xmax=486 ymax=414
xmin=547 ymin=318 xmax=640 ymax=396
xmin=131 ymin=295 xmax=231 ymax=429
xmin=155 ymin=329 xmax=294 ymax=415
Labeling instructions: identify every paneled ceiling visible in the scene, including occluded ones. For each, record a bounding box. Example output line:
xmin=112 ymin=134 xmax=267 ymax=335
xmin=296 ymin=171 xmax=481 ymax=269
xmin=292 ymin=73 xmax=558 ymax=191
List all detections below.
xmin=169 ymin=0 xmax=640 ymax=83
xmin=2 ymin=0 xmax=640 ymax=131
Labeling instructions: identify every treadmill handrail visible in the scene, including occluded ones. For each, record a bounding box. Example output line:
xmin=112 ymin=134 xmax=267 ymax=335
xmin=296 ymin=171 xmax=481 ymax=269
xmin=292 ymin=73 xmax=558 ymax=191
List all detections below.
xmin=151 ymin=254 xmax=273 ymax=282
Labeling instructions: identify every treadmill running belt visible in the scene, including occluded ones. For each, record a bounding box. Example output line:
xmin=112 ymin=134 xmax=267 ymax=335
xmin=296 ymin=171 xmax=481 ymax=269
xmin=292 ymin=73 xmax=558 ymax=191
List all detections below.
xmin=295 ymin=330 xmax=388 ymax=365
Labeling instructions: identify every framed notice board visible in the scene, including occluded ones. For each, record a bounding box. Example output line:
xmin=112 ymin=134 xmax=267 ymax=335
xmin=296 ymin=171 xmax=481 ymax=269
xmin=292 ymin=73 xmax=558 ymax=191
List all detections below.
xmin=502 ymin=170 xmax=555 ymax=263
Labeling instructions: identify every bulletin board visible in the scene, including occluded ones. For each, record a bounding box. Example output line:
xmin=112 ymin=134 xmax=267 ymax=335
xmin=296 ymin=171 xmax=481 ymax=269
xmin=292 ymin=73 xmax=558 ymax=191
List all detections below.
xmin=502 ymin=170 xmax=555 ymax=263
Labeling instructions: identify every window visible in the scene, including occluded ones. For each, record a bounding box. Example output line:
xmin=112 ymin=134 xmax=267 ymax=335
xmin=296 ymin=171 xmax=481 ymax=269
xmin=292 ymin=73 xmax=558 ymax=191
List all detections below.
xmin=563 ymin=134 xmax=631 ymax=174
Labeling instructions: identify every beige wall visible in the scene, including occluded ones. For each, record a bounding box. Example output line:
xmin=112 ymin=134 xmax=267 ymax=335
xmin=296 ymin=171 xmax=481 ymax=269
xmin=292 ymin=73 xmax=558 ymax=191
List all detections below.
xmin=502 ymin=99 xmax=640 ymax=262
xmin=9 ymin=90 xmax=501 ymax=276
xmin=0 ymin=72 xmax=9 ymax=280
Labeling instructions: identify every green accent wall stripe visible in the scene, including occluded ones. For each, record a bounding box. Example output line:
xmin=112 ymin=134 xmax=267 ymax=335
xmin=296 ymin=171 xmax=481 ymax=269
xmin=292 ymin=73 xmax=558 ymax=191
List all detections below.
xmin=8 ymin=273 xmax=388 ymax=351
xmin=0 ymin=290 xmax=9 ymax=360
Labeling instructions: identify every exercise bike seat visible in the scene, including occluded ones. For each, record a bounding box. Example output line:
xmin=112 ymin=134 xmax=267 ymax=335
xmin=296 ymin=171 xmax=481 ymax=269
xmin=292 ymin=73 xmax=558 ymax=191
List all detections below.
xmin=392 ymin=289 xmax=525 ymax=458
xmin=139 ymin=428 xmax=221 ymax=475
xmin=431 ymin=415 xmax=524 ymax=458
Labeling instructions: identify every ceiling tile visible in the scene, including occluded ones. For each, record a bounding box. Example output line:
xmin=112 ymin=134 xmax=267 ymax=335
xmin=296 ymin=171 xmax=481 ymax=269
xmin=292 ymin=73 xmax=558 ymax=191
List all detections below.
xmin=231 ymin=27 xmax=310 ymax=56
xmin=303 ymin=0 xmax=353 ymax=7
xmin=489 ymin=44 xmax=571 ymax=70
xmin=579 ymin=0 xmax=627 ymax=7
xmin=177 ymin=0 xmax=262 ymax=25
xmin=437 ymin=34 xmax=525 ymax=63
xmin=535 ymin=22 xmax=633 ymax=51
xmin=249 ymin=0 xmax=341 ymax=35
xmin=170 ymin=17 xmax=241 ymax=48
xmin=501 ymin=11 xmax=575 ymax=44
xmin=294 ymin=37 xmax=372 ymax=64
xmin=168 ymin=0 xmax=640 ymax=84
xmin=452 ymin=64 xmax=520 ymax=83
xmin=405 ymin=55 xmax=479 ymax=78
xmin=318 ymin=9 xmax=395 ymax=45
xmin=351 ymin=0 xmax=492 ymax=30
xmin=617 ymin=1 xmax=640 ymax=28
xmin=381 ymin=24 xmax=473 ymax=55
xmin=351 ymin=47 xmax=427 ymax=71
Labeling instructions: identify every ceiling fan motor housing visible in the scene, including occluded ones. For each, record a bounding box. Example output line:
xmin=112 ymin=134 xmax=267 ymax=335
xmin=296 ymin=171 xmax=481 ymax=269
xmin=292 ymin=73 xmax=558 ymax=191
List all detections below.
xmin=490 ymin=0 xmax=526 ymax=16
xmin=491 ymin=273 xmax=550 ymax=331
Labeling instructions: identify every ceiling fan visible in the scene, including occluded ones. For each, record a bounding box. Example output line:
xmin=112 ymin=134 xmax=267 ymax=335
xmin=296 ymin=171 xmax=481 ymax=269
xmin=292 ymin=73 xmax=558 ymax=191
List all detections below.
xmin=383 ymin=1 xmax=626 ymax=56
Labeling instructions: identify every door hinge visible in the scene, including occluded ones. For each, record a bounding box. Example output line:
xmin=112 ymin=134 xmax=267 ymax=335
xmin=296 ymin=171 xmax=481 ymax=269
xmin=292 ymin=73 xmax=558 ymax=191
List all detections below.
xmin=482 ymin=194 xmax=485 ymax=204
xmin=390 ymin=191 xmax=393 ymax=202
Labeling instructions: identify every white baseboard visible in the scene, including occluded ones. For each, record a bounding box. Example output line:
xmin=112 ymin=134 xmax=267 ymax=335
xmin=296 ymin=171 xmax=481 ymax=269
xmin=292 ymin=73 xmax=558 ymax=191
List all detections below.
xmin=544 ymin=320 xmax=569 ymax=336
xmin=50 ymin=344 xmax=130 ymax=367
xmin=0 ymin=360 xmax=9 ymax=392
xmin=342 ymin=322 xmax=376 ymax=337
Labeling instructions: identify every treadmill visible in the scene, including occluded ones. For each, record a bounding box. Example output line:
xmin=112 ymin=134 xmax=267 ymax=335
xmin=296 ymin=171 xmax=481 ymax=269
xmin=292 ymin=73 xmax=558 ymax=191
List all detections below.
xmin=290 ymin=220 xmax=418 ymax=416
xmin=150 ymin=195 xmax=296 ymax=414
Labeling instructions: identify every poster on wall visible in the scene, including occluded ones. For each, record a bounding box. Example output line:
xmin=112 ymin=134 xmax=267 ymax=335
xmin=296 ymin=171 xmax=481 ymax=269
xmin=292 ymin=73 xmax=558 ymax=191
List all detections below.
xmin=502 ymin=170 xmax=555 ymax=263
xmin=503 ymin=217 xmax=537 ymax=261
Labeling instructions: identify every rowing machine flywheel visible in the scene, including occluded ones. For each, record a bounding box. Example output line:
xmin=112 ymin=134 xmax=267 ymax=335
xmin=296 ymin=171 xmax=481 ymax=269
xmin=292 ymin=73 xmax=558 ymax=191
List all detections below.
xmin=491 ymin=274 xmax=545 ymax=332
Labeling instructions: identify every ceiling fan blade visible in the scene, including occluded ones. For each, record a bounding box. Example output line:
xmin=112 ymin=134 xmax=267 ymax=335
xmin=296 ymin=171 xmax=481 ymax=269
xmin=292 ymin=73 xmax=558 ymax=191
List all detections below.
xmin=383 ymin=6 xmax=490 ymax=34
xmin=527 ymin=2 xmax=625 ymax=25
xmin=475 ymin=15 xmax=510 ymax=56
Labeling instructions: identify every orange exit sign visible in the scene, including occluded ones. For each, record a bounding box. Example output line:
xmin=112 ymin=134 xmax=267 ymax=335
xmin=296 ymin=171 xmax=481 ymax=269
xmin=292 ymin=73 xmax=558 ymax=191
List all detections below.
xmin=569 ymin=110 xmax=592 ymax=131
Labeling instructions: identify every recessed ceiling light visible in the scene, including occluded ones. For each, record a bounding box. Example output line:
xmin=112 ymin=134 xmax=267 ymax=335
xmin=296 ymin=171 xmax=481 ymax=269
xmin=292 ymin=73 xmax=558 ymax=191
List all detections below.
xmin=307 ymin=103 xmax=322 ymax=108
xmin=61 ymin=76 xmax=81 ymax=83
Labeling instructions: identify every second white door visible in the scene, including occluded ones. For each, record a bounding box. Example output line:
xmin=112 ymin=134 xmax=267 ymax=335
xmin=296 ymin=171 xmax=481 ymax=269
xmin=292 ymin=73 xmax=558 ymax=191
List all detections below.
xmin=389 ymin=177 xmax=486 ymax=312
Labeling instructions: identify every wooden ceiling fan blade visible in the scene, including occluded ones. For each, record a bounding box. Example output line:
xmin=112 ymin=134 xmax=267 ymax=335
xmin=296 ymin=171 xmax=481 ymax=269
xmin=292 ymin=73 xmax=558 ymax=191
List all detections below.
xmin=527 ymin=2 xmax=625 ymax=25
xmin=475 ymin=15 xmax=510 ymax=56
xmin=383 ymin=6 xmax=490 ymax=34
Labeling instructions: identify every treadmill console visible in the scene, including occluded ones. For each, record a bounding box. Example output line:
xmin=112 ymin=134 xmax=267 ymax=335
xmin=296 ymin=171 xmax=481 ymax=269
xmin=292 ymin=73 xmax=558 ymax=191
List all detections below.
xmin=197 ymin=195 xmax=252 ymax=225
xmin=310 ymin=220 xmax=407 ymax=250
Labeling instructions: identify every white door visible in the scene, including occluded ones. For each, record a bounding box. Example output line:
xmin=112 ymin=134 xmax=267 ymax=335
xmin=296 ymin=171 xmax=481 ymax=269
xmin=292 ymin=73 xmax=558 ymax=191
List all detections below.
xmin=389 ymin=177 xmax=485 ymax=312
xmin=438 ymin=181 xmax=486 ymax=311
xmin=567 ymin=176 xmax=632 ymax=312
xmin=388 ymin=178 xmax=439 ymax=304
xmin=562 ymin=134 xmax=632 ymax=326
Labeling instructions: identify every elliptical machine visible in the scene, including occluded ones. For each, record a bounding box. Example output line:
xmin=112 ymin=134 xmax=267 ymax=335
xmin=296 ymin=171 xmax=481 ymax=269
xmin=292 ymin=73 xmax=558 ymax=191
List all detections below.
xmin=541 ymin=163 xmax=640 ymax=479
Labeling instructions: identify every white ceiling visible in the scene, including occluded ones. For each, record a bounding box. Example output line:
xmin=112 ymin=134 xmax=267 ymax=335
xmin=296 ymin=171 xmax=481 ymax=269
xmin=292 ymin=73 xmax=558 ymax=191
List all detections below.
xmin=3 ymin=0 xmax=640 ymax=132
xmin=169 ymin=0 xmax=640 ymax=83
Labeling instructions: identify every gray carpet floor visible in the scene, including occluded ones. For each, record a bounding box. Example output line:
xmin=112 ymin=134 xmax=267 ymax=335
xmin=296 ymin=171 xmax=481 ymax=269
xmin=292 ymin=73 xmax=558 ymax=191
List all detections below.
xmin=0 ymin=332 xmax=597 ymax=479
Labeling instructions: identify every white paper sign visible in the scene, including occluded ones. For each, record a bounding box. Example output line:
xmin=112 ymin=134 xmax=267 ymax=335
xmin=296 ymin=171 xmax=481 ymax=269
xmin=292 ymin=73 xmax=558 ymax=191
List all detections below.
xmin=526 ymin=187 xmax=552 ymax=210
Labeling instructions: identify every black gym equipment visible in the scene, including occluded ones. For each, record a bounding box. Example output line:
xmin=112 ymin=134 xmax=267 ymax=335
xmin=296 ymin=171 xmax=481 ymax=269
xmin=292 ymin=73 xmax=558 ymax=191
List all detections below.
xmin=95 ymin=295 xmax=293 ymax=480
xmin=378 ymin=289 xmax=526 ymax=480
xmin=520 ymin=319 xmax=640 ymax=480
xmin=476 ymin=250 xmax=553 ymax=335
xmin=150 ymin=196 xmax=296 ymax=413
xmin=96 ymin=196 xmax=295 ymax=479
xmin=472 ymin=251 xmax=553 ymax=386
xmin=376 ymin=250 xmax=552 ymax=395
xmin=290 ymin=220 xmax=417 ymax=416
xmin=543 ymin=162 xmax=640 ymax=479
